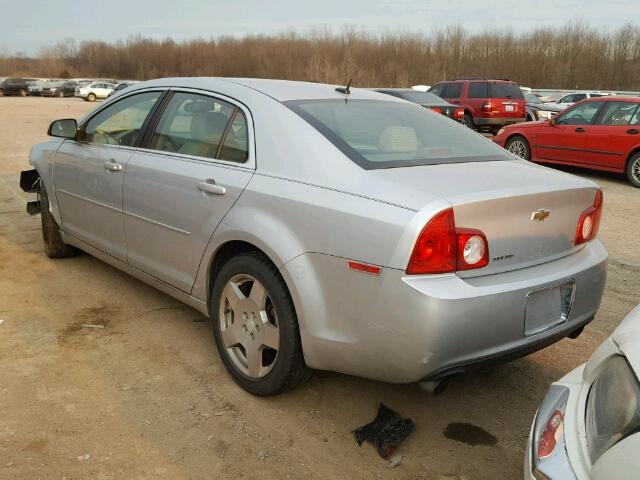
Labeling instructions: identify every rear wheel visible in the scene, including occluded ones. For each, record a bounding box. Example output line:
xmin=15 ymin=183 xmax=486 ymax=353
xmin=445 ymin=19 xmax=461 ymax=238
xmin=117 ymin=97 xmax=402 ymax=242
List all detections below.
xmin=0 ymin=89 xmax=4 ymax=97
xmin=505 ymin=135 xmax=531 ymax=161
xmin=461 ymin=113 xmax=474 ymax=129
xmin=57 ymin=90 xmax=64 ymax=98
xmin=40 ymin=187 xmax=77 ymax=258
xmin=210 ymin=251 xmax=311 ymax=396
xmin=626 ymin=152 xmax=640 ymax=188
xmin=18 ymin=88 xmax=27 ymax=97
xmin=87 ymin=93 xmax=96 ymax=102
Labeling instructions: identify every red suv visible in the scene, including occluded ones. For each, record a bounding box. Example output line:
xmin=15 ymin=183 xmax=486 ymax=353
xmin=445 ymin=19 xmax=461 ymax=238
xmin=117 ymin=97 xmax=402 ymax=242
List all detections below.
xmin=429 ymin=79 xmax=526 ymax=133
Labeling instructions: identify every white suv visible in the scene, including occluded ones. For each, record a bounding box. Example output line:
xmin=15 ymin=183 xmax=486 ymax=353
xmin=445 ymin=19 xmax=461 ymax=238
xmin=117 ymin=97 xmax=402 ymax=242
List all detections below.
xmin=75 ymin=82 xmax=117 ymax=102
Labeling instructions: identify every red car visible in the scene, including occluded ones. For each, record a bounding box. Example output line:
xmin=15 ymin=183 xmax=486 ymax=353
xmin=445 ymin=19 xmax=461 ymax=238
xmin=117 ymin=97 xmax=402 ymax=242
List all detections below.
xmin=429 ymin=79 xmax=526 ymax=133
xmin=493 ymin=97 xmax=640 ymax=187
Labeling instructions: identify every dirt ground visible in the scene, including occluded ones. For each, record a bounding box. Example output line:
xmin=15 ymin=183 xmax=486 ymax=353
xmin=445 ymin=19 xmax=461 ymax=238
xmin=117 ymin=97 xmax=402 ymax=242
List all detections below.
xmin=1 ymin=97 xmax=639 ymax=480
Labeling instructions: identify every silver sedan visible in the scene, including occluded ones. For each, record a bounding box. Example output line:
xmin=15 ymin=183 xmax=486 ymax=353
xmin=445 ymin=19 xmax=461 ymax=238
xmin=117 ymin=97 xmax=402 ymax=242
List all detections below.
xmin=22 ymin=78 xmax=608 ymax=396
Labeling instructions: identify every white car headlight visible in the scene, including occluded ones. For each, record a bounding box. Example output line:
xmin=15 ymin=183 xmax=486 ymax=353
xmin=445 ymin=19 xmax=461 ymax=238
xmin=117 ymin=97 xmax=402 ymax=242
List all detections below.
xmin=586 ymin=355 xmax=640 ymax=463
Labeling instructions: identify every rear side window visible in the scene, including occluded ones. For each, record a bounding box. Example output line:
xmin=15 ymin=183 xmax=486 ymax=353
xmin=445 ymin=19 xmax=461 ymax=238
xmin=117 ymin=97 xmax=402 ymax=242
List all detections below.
xmin=442 ymin=83 xmax=462 ymax=99
xmin=150 ymin=92 xmax=248 ymax=163
xmin=285 ymin=99 xmax=509 ymax=169
xmin=490 ymin=83 xmax=524 ymax=99
xmin=597 ymin=102 xmax=640 ymax=126
xmin=468 ymin=82 xmax=489 ymax=98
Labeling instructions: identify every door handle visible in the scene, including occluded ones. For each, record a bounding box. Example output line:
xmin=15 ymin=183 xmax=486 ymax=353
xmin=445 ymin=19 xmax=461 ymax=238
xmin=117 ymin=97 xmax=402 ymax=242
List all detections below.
xmin=628 ymin=128 xmax=639 ymax=135
xmin=575 ymin=127 xmax=586 ymax=133
xmin=198 ymin=180 xmax=226 ymax=195
xmin=104 ymin=160 xmax=122 ymax=172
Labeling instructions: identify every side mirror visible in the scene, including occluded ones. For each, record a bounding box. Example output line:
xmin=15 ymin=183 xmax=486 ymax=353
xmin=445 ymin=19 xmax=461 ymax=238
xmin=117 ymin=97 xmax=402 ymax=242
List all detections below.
xmin=48 ymin=118 xmax=77 ymax=139
xmin=548 ymin=117 xmax=557 ymax=126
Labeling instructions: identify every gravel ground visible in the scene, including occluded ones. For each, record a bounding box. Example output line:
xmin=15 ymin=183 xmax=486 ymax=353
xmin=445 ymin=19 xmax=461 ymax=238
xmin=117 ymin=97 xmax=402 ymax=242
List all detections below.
xmin=1 ymin=97 xmax=639 ymax=479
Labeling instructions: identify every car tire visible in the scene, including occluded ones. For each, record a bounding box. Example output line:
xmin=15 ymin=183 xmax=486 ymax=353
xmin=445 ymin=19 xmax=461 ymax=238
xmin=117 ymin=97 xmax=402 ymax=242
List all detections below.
xmin=87 ymin=93 xmax=96 ymax=102
xmin=18 ymin=88 xmax=27 ymax=97
xmin=626 ymin=152 xmax=640 ymax=188
xmin=505 ymin=135 xmax=531 ymax=160
xmin=0 ymin=89 xmax=4 ymax=97
xmin=462 ymin=113 xmax=474 ymax=129
xmin=57 ymin=90 xmax=64 ymax=98
xmin=210 ymin=251 xmax=311 ymax=396
xmin=40 ymin=187 xmax=77 ymax=258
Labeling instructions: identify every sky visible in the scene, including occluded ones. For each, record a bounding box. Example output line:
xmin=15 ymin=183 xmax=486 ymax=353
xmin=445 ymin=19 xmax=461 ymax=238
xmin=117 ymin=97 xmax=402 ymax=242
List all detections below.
xmin=1 ymin=0 xmax=639 ymax=55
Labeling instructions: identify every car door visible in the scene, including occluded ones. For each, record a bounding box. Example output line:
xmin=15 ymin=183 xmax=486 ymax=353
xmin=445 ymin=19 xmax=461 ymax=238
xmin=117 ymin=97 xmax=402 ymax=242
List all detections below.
xmin=53 ymin=90 xmax=165 ymax=260
xmin=585 ymin=101 xmax=640 ymax=170
xmin=123 ymin=90 xmax=254 ymax=293
xmin=532 ymin=101 xmax=605 ymax=165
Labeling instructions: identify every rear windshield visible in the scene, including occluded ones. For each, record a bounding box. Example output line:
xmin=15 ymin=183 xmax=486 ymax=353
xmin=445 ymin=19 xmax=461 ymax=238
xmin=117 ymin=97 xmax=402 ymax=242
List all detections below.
xmin=284 ymin=99 xmax=510 ymax=169
xmin=491 ymin=83 xmax=524 ymax=100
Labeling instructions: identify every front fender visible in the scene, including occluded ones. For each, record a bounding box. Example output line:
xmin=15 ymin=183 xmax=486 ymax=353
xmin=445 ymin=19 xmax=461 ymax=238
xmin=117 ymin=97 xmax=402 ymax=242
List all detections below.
xmin=28 ymin=139 xmax=65 ymax=224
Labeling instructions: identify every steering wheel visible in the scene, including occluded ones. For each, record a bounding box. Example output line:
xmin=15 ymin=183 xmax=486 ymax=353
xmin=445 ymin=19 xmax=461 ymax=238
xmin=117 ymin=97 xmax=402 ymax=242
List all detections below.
xmin=94 ymin=129 xmax=120 ymax=145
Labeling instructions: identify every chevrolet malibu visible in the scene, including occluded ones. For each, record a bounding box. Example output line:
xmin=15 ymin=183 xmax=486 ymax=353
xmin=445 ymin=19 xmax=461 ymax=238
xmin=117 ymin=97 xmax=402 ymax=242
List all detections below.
xmin=526 ymin=305 xmax=640 ymax=479
xmin=21 ymin=78 xmax=608 ymax=396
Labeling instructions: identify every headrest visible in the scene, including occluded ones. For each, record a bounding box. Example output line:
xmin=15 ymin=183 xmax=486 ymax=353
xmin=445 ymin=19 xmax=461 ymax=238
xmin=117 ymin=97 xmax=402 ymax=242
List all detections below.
xmin=190 ymin=111 xmax=229 ymax=142
xmin=184 ymin=100 xmax=216 ymax=113
xmin=378 ymin=126 xmax=418 ymax=153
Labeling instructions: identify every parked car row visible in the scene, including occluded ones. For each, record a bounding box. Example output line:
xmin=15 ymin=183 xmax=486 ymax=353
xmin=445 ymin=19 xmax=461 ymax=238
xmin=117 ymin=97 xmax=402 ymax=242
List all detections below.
xmin=0 ymin=77 xmax=137 ymax=100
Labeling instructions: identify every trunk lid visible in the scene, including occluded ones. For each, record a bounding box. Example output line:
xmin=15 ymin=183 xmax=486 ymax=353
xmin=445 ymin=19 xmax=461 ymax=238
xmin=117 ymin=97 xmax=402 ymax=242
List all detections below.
xmin=363 ymin=160 xmax=598 ymax=275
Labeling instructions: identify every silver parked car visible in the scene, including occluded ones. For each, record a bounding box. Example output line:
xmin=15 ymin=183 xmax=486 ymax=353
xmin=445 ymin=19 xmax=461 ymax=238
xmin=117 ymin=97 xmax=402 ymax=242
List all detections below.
xmin=22 ymin=78 xmax=608 ymax=396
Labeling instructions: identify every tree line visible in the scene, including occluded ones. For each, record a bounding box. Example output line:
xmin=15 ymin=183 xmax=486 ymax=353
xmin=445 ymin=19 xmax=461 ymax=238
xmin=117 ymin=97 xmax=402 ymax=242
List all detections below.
xmin=1 ymin=22 xmax=640 ymax=90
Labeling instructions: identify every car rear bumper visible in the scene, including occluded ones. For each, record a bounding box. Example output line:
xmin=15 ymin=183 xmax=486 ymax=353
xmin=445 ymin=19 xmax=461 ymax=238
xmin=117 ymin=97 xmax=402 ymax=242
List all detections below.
xmin=474 ymin=117 xmax=526 ymax=126
xmin=281 ymin=240 xmax=607 ymax=383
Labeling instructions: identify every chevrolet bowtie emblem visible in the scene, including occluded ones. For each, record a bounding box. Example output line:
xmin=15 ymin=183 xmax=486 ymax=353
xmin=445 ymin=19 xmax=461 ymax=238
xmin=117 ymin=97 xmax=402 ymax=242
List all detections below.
xmin=531 ymin=209 xmax=550 ymax=222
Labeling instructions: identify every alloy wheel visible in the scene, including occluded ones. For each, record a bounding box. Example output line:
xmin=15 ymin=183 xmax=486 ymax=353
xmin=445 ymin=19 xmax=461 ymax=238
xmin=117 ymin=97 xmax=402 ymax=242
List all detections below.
xmin=218 ymin=274 xmax=280 ymax=378
xmin=508 ymin=140 xmax=528 ymax=159
xmin=632 ymin=157 xmax=640 ymax=184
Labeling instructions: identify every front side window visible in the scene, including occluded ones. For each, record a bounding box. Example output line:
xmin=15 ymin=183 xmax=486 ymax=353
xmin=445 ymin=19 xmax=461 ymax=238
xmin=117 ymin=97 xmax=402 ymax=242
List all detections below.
xmin=150 ymin=92 xmax=248 ymax=162
xmin=285 ymin=99 xmax=509 ymax=169
xmin=82 ymin=91 xmax=162 ymax=146
xmin=597 ymin=102 xmax=640 ymax=126
xmin=557 ymin=101 xmax=605 ymax=125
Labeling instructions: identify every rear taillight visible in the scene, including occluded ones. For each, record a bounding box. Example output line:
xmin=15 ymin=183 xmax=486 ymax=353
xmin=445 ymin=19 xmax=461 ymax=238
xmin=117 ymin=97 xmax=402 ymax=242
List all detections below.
xmin=575 ymin=189 xmax=603 ymax=245
xmin=407 ymin=209 xmax=489 ymax=274
xmin=537 ymin=410 xmax=564 ymax=459
xmin=482 ymin=101 xmax=492 ymax=112
xmin=429 ymin=107 xmax=442 ymax=114
xmin=454 ymin=108 xmax=464 ymax=119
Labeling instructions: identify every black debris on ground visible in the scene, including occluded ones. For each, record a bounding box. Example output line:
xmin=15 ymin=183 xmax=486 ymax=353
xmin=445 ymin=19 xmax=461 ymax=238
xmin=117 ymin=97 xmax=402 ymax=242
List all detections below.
xmin=353 ymin=403 xmax=415 ymax=459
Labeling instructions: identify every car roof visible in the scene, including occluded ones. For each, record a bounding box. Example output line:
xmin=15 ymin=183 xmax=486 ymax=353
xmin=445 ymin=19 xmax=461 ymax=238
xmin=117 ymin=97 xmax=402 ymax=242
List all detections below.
xmin=131 ymin=77 xmax=399 ymax=102
xmin=584 ymin=96 xmax=640 ymax=103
